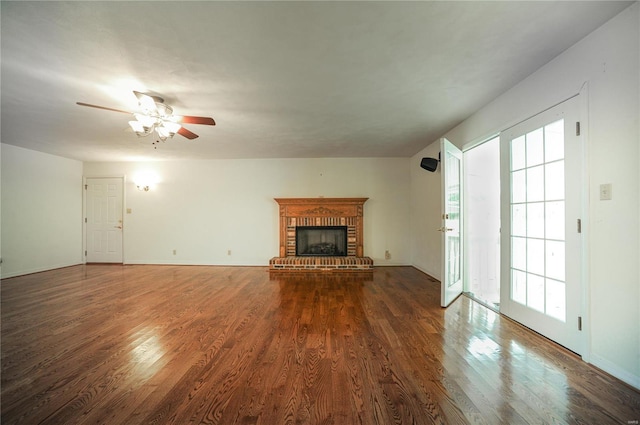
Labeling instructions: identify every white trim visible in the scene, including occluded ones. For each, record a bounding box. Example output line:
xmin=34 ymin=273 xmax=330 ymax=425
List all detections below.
xmin=457 ymin=90 xmax=584 ymax=153
xmin=578 ymin=81 xmax=591 ymax=362
xmin=122 ymin=174 xmax=127 ymax=265
xmin=461 ymin=131 xmax=501 ymax=153
xmin=412 ymin=263 xmax=442 ymax=282
xmin=590 ymin=353 xmax=640 ymax=390
xmin=501 ymin=93 xmax=581 ymax=134
xmin=82 ymin=176 xmax=87 ymax=264
xmin=0 ymin=263 xmax=83 ymax=280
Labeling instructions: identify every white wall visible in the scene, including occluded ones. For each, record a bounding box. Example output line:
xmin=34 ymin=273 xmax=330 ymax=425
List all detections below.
xmin=1 ymin=144 xmax=84 ymax=278
xmin=411 ymin=3 xmax=639 ymax=388
xmin=83 ymin=157 xmax=411 ymax=266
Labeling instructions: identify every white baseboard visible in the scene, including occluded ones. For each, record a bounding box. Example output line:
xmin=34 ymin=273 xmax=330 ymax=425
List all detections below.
xmin=589 ymin=353 xmax=640 ymax=390
xmin=411 ymin=264 xmax=441 ymax=282
xmin=0 ymin=262 xmax=83 ymax=279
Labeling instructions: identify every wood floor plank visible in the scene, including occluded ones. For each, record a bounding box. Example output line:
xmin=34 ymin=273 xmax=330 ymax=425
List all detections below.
xmin=2 ymin=265 xmax=639 ymax=424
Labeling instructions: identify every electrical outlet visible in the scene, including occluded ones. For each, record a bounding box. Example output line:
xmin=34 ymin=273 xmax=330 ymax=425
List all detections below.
xmin=173 ymin=249 xmax=177 ymax=255
xmin=385 ymin=250 xmax=391 ymax=260
xmin=227 ymin=250 xmax=232 ymax=256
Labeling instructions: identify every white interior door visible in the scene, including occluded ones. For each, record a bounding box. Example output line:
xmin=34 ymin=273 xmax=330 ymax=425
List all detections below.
xmin=500 ymin=96 xmax=584 ymax=354
xmin=441 ymin=138 xmax=464 ymax=307
xmin=85 ymin=177 xmax=124 ymax=263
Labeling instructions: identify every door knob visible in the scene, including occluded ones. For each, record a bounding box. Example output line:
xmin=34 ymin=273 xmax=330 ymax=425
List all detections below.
xmin=115 ymin=225 xmax=123 ymax=229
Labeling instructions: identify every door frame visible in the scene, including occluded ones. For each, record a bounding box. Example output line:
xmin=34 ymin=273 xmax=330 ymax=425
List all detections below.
xmin=82 ymin=175 xmax=126 ymax=264
xmin=578 ymin=84 xmax=591 ymax=362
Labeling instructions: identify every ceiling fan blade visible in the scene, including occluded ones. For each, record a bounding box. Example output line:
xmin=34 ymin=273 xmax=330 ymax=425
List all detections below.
xmin=179 ymin=116 xmax=216 ymax=126
xmin=76 ymin=102 xmax=132 ymax=114
xmin=177 ymin=127 xmax=199 ymax=140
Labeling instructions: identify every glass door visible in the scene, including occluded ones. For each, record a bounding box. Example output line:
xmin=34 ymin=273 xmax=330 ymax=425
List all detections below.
xmin=441 ymin=138 xmax=464 ymax=307
xmin=500 ymin=96 xmax=584 ymax=354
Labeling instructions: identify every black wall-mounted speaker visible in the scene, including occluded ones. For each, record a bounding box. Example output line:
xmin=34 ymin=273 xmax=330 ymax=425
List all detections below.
xmin=420 ymin=157 xmax=439 ymax=172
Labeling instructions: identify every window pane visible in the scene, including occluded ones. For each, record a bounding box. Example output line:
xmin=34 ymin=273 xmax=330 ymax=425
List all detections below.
xmin=512 ymin=269 xmax=527 ymax=305
xmin=527 ymin=238 xmax=544 ymax=275
xmin=545 ymin=161 xmax=564 ymax=201
xmin=527 ymin=166 xmax=544 ymax=202
xmin=545 ymin=120 xmax=564 ymax=162
xmin=512 ymin=204 xmax=526 ymax=237
xmin=546 ymin=278 xmax=566 ymax=321
xmin=512 ymin=170 xmax=526 ymax=203
xmin=512 ymin=237 xmax=526 ymax=271
xmin=527 ymin=203 xmax=544 ymax=239
xmin=526 ymin=128 xmax=544 ymax=167
xmin=527 ymin=274 xmax=545 ymax=313
xmin=546 ymin=240 xmax=565 ymax=281
xmin=545 ymin=201 xmax=565 ymax=241
xmin=512 ymin=135 xmax=526 ymax=170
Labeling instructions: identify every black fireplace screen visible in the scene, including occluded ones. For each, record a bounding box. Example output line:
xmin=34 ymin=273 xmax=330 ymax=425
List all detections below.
xmin=296 ymin=226 xmax=347 ymax=257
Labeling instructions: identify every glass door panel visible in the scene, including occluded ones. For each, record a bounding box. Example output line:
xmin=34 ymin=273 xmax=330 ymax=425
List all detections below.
xmin=509 ymin=119 xmax=567 ymax=320
xmin=441 ymin=138 xmax=464 ymax=307
xmin=500 ymin=96 xmax=583 ymax=355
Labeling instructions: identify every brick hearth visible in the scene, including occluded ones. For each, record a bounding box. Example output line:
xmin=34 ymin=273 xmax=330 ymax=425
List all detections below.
xmin=270 ymin=198 xmax=373 ymax=271
xmin=269 ymin=256 xmax=374 ymax=270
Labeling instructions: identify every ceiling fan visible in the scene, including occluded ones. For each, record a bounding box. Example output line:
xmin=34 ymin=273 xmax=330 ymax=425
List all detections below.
xmin=77 ymin=91 xmax=215 ymax=142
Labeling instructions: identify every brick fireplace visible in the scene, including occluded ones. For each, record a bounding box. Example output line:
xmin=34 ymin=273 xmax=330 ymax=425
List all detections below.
xmin=269 ymin=198 xmax=374 ymax=271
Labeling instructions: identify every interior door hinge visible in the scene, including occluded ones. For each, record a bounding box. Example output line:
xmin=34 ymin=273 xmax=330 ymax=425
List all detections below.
xmin=578 ymin=316 xmax=582 ymax=331
xmin=577 ymin=218 xmax=582 ymax=233
xmin=84 ymin=217 xmax=87 ymax=223
xmin=576 ymin=122 xmax=581 ymax=136
xmin=84 ymin=184 xmax=88 ymax=190
xmin=84 ymin=250 xmax=87 ymax=256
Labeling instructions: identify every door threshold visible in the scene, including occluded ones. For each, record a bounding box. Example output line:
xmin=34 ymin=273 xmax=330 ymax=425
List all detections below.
xmin=464 ymin=292 xmax=500 ymax=313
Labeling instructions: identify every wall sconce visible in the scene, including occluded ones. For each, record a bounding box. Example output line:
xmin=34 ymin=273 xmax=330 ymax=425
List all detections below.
xmin=133 ymin=171 xmax=159 ymax=192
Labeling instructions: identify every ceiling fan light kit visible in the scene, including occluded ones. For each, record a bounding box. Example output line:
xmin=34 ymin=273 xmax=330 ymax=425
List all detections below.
xmin=77 ymin=90 xmax=216 ymax=145
xmin=129 ymin=93 xmax=182 ymax=142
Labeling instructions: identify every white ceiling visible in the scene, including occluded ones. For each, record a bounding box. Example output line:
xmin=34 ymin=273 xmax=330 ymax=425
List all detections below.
xmin=1 ymin=1 xmax=633 ymax=162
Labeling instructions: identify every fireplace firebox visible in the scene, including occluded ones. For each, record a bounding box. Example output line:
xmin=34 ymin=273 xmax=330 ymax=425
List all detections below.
xmin=296 ymin=226 xmax=347 ymax=257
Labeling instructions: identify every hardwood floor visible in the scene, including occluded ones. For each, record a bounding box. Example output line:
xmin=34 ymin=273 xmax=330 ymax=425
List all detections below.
xmin=1 ymin=265 xmax=638 ymax=424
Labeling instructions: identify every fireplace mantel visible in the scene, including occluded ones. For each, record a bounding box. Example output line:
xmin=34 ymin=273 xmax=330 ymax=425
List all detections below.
xmin=270 ymin=197 xmax=373 ymax=271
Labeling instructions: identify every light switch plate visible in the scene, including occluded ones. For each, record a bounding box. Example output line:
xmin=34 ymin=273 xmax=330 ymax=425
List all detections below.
xmin=600 ymin=183 xmax=612 ymax=200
